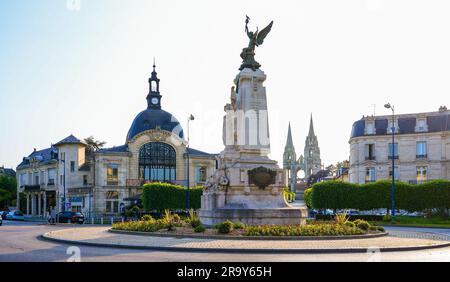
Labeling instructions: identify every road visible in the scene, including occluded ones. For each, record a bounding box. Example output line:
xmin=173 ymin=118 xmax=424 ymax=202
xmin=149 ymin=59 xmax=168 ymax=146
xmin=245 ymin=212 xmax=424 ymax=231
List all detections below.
xmin=0 ymin=220 xmax=449 ymax=262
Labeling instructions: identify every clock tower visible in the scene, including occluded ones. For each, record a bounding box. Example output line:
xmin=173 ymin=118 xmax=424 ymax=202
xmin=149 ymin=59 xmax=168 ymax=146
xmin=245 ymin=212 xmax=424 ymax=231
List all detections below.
xmin=146 ymin=62 xmax=162 ymax=110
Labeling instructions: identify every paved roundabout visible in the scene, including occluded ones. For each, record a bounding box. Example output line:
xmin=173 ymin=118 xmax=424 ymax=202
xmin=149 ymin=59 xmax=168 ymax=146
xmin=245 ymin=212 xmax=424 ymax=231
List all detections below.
xmin=42 ymin=227 xmax=450 ymax=253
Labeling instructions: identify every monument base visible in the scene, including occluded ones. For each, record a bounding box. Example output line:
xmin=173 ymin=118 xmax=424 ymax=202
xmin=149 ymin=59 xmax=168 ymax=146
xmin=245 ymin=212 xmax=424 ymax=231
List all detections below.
xmin=199 ymin=207 xmax=308 ymax=227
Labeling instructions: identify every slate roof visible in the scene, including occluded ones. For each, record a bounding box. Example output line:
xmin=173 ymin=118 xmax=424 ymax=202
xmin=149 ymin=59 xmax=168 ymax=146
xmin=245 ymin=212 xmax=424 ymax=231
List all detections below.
xmin=187 ymin=147 xmax=216 ymax=157
xmin=54 ymin=134 xmax=86 ymax=146
xmin=126 ymin=109 xmax=184 ymax=142
xmin=97 ymin=144 xmax=129 ymax=154
xmin=351 ymin=111 xmax=450 ymax=139
xmin=17 ymin=147 xmax=59 ymax=169
xmin=0 ymin=168 xmax=16 ymax=178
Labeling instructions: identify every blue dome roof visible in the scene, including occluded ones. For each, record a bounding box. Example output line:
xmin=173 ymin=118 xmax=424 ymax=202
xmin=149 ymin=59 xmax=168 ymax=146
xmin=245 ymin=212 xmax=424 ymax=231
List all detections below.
xmin=126 ymin=109 xmax=184 ymax=141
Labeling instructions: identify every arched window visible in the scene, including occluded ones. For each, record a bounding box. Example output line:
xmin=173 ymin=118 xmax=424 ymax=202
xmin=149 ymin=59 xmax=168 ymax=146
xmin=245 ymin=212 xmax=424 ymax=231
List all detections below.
xmin=139 ymin=142 xmax=176 ymax=182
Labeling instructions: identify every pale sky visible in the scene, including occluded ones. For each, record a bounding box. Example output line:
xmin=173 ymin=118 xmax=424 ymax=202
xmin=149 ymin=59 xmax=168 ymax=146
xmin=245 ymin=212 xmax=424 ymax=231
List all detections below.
xmin=1 ymin=0 xmax=449 ymax=169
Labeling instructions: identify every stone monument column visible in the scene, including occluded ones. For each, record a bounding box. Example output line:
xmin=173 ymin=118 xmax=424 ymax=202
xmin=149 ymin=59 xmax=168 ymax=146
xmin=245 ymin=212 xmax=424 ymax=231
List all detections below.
xmin=199 ymin=17 xmax=307 ymax=226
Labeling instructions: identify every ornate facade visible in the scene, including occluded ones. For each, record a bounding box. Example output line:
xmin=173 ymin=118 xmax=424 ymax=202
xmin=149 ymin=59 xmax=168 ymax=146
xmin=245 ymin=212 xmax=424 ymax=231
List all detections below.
xmin=16 ymin=65 xmax=216 ymax=217
xmin=349 ymin=107 xmax=450 ymax=184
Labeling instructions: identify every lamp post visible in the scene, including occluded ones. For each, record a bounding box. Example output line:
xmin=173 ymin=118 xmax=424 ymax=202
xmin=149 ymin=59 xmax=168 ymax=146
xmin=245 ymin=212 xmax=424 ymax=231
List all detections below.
xmin=384 ymin=103 xmax=396 ymax=222
xmin=186 ymin=114 xmax=195 ymax=212
xmin=60 ymin=158 xmax=66 ymax=213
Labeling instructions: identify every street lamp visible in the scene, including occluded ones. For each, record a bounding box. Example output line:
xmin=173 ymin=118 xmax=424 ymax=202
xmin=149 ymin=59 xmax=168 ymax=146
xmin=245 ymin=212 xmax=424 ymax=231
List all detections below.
xmin=60 ymin=158 xmax=66 ymax=213
xmin=384 ymin=103 xmax=396 ymax=222
xmin=186 ymin=114 xmax=195 ymax=212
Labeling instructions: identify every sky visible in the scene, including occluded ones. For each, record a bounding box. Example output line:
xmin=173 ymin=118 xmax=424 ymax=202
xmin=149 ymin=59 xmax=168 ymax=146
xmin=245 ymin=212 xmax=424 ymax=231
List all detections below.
xmin=1 ymin=0 xmax=449 ymax=169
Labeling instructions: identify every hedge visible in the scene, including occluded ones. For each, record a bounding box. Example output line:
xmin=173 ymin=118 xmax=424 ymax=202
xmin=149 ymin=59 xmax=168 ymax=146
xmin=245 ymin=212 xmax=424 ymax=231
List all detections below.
xmin=315 ymin=214 xmax=384 ymax=221
xmin=309 ymin=180 xmax=450 ymax=212
xmin=141 ymin=182 xmax=203 ymax=211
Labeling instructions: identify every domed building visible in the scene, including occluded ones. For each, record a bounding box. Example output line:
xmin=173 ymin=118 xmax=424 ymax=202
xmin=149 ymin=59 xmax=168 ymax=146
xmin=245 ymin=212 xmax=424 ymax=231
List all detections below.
xmin=16 ymin=65 xmax=217 ymax=217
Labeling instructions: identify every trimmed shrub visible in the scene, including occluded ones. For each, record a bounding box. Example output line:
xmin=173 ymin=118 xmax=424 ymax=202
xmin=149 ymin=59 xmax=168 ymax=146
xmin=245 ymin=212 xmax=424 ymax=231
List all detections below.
xmin=383 ymin=214 xmax=393 ymax=222
xmin=377 ymin=226 xmax=385 ymax=232
xmin=315 ymin=214 xmax=384 ymax=222
xmin=304 ymin=188 xmax=313 ymax=209
xmin=369 ymin=225 xmax=378 ymax=231
xmin=310 ymin=180 xmax=450 ymax=212
xmin=142 ymin=182 xmax=203 ymax=211
xmin=217 ymin=220 xmax=234 ymax=234
xmin=283 ymin=188 xmax=296 ymax=203
xmin=194 ymin=225 xmax=206 ymax=233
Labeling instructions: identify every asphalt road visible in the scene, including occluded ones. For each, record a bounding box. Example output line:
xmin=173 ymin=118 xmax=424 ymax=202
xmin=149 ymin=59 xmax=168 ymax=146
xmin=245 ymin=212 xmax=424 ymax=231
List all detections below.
xmin=0 ymin=220 xmax=449 ymax=262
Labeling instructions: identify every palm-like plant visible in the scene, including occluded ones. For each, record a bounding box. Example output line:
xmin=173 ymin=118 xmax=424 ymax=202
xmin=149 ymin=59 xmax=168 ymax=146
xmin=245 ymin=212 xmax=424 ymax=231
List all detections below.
xmin=334 ymin=210 xmax=349 ymax=225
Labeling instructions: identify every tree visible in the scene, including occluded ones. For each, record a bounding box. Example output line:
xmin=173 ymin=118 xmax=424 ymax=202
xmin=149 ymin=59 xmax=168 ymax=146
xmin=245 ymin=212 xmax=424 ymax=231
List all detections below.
xmin=0 ymin=175 xmax=17 ymax=209
xmin=84 ymin=136 xmax=106 ymax=159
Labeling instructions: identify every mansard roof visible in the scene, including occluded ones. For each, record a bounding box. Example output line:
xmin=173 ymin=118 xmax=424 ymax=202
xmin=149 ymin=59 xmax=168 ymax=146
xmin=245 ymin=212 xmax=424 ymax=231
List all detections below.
xmin=350 ymin=109 xmax=450 ymax=139
xmin=17 ymin=147 xmax=59 ymax=169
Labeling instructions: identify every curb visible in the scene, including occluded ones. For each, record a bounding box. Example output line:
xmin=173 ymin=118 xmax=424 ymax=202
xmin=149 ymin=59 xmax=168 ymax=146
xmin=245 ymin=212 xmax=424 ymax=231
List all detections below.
xmin=40 ymin=232 xmax=450 ymax=254
xmin=108 ymin=229 xmax=389 ymax=241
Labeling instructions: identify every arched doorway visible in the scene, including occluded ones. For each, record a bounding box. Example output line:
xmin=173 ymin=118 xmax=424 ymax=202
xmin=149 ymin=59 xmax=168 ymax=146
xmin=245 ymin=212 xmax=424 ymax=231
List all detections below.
xmin=139 ymin=142 xmax=176 ymax=182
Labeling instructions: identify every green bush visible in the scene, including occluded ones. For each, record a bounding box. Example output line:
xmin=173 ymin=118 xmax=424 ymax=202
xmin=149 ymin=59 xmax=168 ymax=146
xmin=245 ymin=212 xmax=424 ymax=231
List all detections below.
xmin=194 ymin=225 xmax=206 ymax=233
xmin=383 ymin=214 xmax=393 ymax=222
xmin=233 ymin=221 xmax=246 ymax=229
xmin=304 ymin=188 xmax=313 ymax=209
xmin=245 ymin=223 xmax=365 ymax=237
xmin=141 ymin=215 xmax=154 ymax=221
xmin=283 ymin=188 xmax=296 ymax=203
xmin=356 ymin=221 xmax=370 ymax=231
xmin=344 ymin=221 xmax=356 ymax=228
xmin=377 ymin=226 xmax=385 ymax=232
xmin=310 ymin=180 xmax=450 ymax=212
xmin=217 ymin=220 xmax=234 ymax=234
xmin=142 ymin=182 xmax=203 ymax=211
xmin=369 ymin=225 xmax=378 ymax=231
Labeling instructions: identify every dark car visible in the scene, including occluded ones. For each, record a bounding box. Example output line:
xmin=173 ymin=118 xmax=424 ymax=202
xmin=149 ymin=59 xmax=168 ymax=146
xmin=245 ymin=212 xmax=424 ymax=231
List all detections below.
xmin=1 ymin=211 xmax=9 ymax=220
xmin=57 ymin=212 xmax=85 ymax=224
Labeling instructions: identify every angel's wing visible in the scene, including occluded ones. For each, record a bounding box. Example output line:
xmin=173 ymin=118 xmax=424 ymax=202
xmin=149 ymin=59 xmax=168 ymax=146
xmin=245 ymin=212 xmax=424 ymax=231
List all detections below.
xmin=256 ymin=21 xmax=273 ymax=46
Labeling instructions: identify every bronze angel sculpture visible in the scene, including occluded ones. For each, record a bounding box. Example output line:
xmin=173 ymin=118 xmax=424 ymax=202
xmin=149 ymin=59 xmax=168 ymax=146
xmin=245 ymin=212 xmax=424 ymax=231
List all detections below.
xmin=239 ymin=16 xmax=273 ymax=71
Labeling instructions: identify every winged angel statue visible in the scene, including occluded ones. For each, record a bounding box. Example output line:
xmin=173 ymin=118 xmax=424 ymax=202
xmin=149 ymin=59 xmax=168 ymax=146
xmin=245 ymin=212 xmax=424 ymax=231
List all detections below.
xmin=239 ymin=16 xmax=273 ymax=71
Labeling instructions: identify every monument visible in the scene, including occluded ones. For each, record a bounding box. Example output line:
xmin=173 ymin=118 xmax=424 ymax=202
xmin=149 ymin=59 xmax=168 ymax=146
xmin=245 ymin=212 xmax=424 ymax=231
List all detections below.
xmin=199 ymin=17 xmax=308 ymax=226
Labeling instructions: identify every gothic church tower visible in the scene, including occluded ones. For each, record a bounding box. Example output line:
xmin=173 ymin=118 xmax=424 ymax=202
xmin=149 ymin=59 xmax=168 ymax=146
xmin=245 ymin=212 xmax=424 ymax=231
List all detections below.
xmin=303 ymin=114 xmax=322 ymax=179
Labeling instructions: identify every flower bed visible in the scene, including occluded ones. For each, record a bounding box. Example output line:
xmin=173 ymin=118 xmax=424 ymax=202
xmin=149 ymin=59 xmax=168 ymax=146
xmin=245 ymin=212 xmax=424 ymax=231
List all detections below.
xmin=111 ymin=210 xmax=385 ymax=237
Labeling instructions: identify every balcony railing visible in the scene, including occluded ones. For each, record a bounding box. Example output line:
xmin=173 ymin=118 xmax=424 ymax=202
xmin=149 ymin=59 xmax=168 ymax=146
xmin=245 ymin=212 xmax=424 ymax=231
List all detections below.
xmin=365 ymin=156 xmax=376 ymax=161
xmin=416 ymin=154 xmax=428 ymax=159
xmin=388 ymin=155 xmax=399 ymax=160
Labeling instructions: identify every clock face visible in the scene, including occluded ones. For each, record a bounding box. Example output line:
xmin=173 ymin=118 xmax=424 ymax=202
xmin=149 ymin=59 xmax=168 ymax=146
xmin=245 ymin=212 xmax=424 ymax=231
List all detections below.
xmin=151 ymin=97 xmax=159 ymax=105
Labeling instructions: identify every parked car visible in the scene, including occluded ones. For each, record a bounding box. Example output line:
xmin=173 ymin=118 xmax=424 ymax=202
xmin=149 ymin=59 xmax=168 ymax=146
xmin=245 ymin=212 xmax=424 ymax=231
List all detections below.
xmin=5 ymin=210 xmax=25 ymax=221
xmin=57 ymin=212 xmax=85 ymax=224
xmin=1 ymin=211 xmax=9 ymax=220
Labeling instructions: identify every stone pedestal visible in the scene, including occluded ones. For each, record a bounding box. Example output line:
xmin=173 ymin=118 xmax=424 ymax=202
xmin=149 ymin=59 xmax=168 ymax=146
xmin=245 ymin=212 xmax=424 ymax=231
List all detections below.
xmin=199 ymin=68 xmax=308 ymax=226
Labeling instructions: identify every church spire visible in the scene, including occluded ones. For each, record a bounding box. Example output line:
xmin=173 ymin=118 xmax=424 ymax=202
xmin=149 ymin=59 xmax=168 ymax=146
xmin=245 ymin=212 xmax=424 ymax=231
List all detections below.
xmin=285 ymin=122 xmax=294 ymax=149
xmin=308 ymin=113 xmax=315 ymax=137
xmin=147 ymin=60 xmax=162 ymax=110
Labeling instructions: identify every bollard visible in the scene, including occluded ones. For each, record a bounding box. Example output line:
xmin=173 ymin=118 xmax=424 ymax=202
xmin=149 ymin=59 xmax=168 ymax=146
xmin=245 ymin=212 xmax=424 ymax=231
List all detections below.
xmin=111 ymin=217 xmax=114 ymax=225
xmin=91 ymin=217 xmax=94 ymax=225
xmin=101 ymin=217 xmax=103 ymax=225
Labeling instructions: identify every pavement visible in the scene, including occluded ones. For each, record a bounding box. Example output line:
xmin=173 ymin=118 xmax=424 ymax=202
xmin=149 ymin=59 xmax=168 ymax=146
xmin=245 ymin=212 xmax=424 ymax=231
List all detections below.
xmin=1 ymin=220 xmax=450 ymax=261
xmin=42 ymin=226 xmax=450 ymax=253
